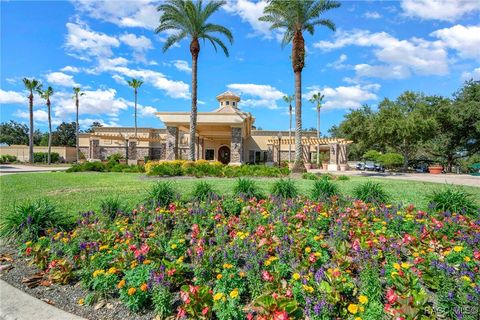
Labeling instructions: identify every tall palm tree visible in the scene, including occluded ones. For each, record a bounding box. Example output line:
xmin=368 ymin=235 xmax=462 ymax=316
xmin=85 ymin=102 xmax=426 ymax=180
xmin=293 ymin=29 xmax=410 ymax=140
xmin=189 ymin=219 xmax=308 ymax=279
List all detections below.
xmin=127 ymin=78 xmax=144 ymax=137
xmin=309 ymin=91 xmax=325 ymax=166
xmin=260 ymin=0 xmax=340 ymax=171
xmin=39 ymin=86 xmax=54 ymax=165
xmin=23 ymin=78 xmax=42 ymax=163
xmin=283 ymin=94 xmax=294 ymax=163
xmin=156 ymin=0 xmax=233 ymax=161
xmin=73 ymin=87 xmax=85 ymax=163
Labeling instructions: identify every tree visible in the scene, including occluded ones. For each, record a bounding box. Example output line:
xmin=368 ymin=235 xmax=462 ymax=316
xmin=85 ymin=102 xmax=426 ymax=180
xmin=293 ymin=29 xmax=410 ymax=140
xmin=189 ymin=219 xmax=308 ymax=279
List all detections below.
xmin=260 ymin=0 xmax=340 ymax=171
xmin=39 ymin=86 xmax=54 ymax=165
xmin=424 ymin=81 xmax=480 ymax=172
xmin=373 ymin=92 xmax=436 ymax=171
xmin=127 ymin=78 xmax=144 ymax=137
xmin=51 ymin=122 xmax=76 ymax=147
xmin=73 ymin=87 xmax=85 ymax=162
xmin=309 ymin=91 xmax=324 ymax=166
xmin=0 ymin=121 xmax=29 ymax=145
xmin=23 ymin=78 xmax=42 ymax=163
xmin=156 ymin=0 xmax=233 ymax=161
xmin=283 ymin=94 xmax=294 ymax=162
xmin=84 ymin=121 xmax=103 ymax=133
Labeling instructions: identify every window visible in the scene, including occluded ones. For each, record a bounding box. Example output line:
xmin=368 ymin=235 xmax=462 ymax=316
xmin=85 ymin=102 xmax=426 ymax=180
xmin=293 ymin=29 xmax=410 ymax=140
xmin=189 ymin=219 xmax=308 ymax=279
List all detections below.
xmin=221 ymin=101 xmax=223 ymax=106
xmin=232 ymin=101 xmax=236 ymax=107
xmin=226 ymin=101 xmax=230 ymax=105
xmin=205 ymin=149 xmax=215 ymax=161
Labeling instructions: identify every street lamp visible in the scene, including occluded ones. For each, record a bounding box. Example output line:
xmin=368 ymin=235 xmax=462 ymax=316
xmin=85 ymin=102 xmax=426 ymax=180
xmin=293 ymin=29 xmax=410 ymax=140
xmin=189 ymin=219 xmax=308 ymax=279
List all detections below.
xmin=277 ymin=131 xmax=282 ymax=167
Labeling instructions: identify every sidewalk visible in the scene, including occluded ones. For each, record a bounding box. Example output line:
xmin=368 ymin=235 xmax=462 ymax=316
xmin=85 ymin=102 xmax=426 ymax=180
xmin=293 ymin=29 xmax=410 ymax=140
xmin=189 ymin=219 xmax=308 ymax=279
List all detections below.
xmin=0 ymin=279 xmax=86 ymax=320
xmin=0 ymin=165 xmax=70 ymax=176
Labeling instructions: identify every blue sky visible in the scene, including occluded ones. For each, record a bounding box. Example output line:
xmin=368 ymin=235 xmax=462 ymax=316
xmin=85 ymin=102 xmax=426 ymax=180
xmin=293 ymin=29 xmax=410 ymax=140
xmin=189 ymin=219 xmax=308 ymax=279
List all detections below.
xmin=1 ymin=0 xmax=479 ymax=135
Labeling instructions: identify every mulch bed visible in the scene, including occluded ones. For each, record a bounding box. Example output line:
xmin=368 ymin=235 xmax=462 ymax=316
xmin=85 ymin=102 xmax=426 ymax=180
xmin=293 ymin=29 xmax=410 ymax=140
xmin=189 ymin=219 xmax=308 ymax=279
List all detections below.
xmin=0 ymin=244 xmax=158 ymax=320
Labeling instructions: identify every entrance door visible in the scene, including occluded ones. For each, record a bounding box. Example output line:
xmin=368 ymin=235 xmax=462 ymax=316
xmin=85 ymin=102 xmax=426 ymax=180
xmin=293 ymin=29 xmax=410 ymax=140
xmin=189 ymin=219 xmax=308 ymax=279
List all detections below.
xmin=218 ymin=146 xmax=230 ymax=164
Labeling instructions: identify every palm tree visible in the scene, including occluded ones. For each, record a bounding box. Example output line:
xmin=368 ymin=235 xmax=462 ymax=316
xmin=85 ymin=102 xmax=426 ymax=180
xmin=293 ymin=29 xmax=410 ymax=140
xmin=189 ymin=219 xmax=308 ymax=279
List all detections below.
xmin=39 ymin=86 xmax=54 ymax=165
xmin=283 ymin=94 xmax=294 ymax=162
xmin=260 ymin=0 xmax=340 ymax=171
xmin=72 ymin=87 xmax=85 ymax=163
xmin=127 ymin=78 xmax=144 ymax=137
xmin=23 ymin=78 xmax=42 ymax=164
xmin=156 ymin=0 xmax=233 ymax=161
xmin=309 ymin=91 xmax=325 ymax=167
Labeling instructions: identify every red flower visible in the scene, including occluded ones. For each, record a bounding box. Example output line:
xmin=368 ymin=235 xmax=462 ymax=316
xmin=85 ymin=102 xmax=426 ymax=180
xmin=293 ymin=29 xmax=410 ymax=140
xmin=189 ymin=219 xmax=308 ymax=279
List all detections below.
xmin=180 ymin=290 xmax=190 ymax=304
xmin=273 ymin=310 xmax=289 ymax=320
xmin=474 ymin=251 xmax=480 ymax=260
xmin=25 ymin=247 xmax=32 ymax=255
xmin=201 ymin=307 xmax=209 ymax=315
xmin=177 ymin=307 xmax=186 ymax=318
xmin=262 ymin=270 xmax=274 ymax=282
xmin=386 ymin=288 xmax=398 ymax=304
xmin=308 ymin=253 xmax=317 ymax=263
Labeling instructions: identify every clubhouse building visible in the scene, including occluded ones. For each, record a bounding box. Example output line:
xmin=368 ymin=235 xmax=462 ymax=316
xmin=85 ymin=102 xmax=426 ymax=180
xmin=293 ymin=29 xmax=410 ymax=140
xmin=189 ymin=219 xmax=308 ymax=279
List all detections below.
xmin=79 ymin=91 xmax=351 ymax=170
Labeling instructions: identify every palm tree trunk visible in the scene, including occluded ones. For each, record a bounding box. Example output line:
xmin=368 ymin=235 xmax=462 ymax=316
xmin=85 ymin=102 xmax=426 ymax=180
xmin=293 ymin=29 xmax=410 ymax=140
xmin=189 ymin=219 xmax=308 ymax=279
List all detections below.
xmin=316 ymin=106 xmax=320 ymax=166
xmin=291 ymin=30 xmax=305 ymax=172
xmin=134 ymin=88 xmax=138 ymax=137
xmin=189 ymin=39 xmax=200 ymax=161
xmin=28 ymin=93 xmax=34 ymax=164
xmin=76 ymin=95 xmax=79 ymax=163
xmin=47 ymin=100 xmax=52 ymax=165
xmin=289 ymin=105 xmax=292 ymax=163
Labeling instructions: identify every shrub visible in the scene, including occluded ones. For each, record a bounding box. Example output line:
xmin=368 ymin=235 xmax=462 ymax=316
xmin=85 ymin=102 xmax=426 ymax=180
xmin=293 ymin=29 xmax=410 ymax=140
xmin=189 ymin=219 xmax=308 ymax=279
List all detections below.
xmin=302 ymin=172 xmax=318 ymax=180
xmin=337 ymin=175 xmax=350 ymax=181
xmin=0 ymin=199 xmax=70 ymax=242
xmin=152 ymin=285 xmax=173 ymax=319
xmin=0 ymin=154 xmax=17 ymax=163
xmin=271 ymin=178 xmax=298 ymax=199
xmin=311 ymin=178 xmax=340 ymax=201
xmin=100 ymin=196 xmax=126 ymax=220
xmin=33 ymin=152 xmax=60 ymax=163
xmin=362 ymin=150 xmax=381 ymax=162
xmin=353 ymin=181 xmax=389 ymax=204
xmin=232 ymin=178 xmax=264 ymax=199
xmin=378 ymin=153 xmax=403 ymax=170
xmin=192 ymin=181 xmax=218 ymax=201
xmin=427 ymin=186 xmax=478 ymax=216
xmin=146 ymin=181 xmax=178 ymax=208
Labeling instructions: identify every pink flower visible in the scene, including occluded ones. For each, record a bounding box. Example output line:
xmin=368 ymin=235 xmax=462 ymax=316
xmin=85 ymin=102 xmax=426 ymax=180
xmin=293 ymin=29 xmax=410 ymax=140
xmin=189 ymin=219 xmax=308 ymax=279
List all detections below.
xmin=474 ymin=251 xmax=480 ymax=260
xmin=386 ymin=288 xmax=398 ymax=304
xmin=309 ymin=254 xmax=317 ymax=263
xmin=189 ymin=285 xmax=199 ymax=295
xmin=180 ymin=291 xmax=190 ymax=304
xmin=262 ymin=270 xmax=274 ymax=282
xmin=201 ymin=307 xmax=209 ymax=315
xmin=177 ymin=307 xmax=186 ymax=318
xmin=256 ymin=226 xmax=266 ymax=237
xmin=285 ymin=289 xmax=293 ymax=298
xmin=273 ymin=310 xmax=289 ymax=320
xmin=352 ymin=238 xmax=360 ymax=251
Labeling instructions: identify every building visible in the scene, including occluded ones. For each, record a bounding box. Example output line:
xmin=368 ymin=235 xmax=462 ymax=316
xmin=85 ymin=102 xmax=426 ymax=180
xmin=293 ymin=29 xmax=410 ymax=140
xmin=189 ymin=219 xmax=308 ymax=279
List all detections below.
xmin=79 ymin=91 xmax=351 ymax=170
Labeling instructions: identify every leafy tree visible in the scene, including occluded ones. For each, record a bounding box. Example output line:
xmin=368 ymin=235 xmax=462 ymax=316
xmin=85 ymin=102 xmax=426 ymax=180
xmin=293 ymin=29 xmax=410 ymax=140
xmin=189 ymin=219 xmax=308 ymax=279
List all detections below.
xmin=378 ymin=153 xmax=404 ymax=170
xmin=372 ymin=92 xmax=436 ymax=171
xmin=38 ymin=86 xmax=54 ymax=164
xmin=363 ymin=150 xmax=381 ymax=162
xmin=424 ymin=81 xmax=480 ymax=172
xmin=73 ymin=87 xmax=85 ymax=162
xmin=84 ymin=121 xmax=103 ymax=133
xmin=309 ymin=92 xmax=325 ymax=166
xmin=51 ymin=122 xmax=76 ymax=147
xmin=127 ymin=78 xmax=144 ymax=137
xmin=283 ymin=94 xmax=294 ymax=162
xmin=0 ymin=121 xmax=29 ymax=145
xmin=260 ymin=0 xmax=340 ymax=171
xmin=156 ymin=0 xmax=233 ymax=161
xmin=23 ymin=78 xmax=42 ymax=163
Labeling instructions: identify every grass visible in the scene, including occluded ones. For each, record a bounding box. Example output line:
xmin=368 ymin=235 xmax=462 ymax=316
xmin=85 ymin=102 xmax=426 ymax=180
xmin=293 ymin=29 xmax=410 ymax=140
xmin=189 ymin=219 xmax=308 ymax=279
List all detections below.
xmin=1 ymin=172 xmax=479 ymax=217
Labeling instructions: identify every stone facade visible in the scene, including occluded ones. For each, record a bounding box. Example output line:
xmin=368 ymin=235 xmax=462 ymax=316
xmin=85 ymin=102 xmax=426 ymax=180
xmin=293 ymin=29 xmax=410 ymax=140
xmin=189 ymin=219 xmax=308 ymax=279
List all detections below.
xmin=127 ymin=140 xmax=137 ymax=160
xmin=166 ymin=126 xmax=178 ymax=160
xmin=230 ymin=127 xmax=242 ymax=164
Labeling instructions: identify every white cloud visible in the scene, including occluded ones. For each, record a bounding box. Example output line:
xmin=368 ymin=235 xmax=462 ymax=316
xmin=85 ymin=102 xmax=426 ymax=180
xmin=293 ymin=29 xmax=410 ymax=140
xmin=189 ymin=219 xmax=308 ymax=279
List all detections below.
xmin=354 ymin=64 xmax=411 ymax=79
xmin=430 ymin=25 xmax=480 ymax=60
xmin=304 ymin=84 xmax=380 ymax=110
xmin=73 ymin=0 xmax=160 ymax=30
xmin=119 ymin=33 xmax=153 ymax=62
xmin=139 ymin=105 xmax=158 ymax=116
xmin=327 ymin=54 xmax=348 ymax=69
xmin=14 ymin=109 xmax=50 ymax=123
xmin=226 ymin=83 xmax=286 ymax=109
xmin=169 ymin=60 xmax=191 ymax=73
xmin=315 ymin=29 xmax=449 ymax=78
xmin=401 ymin=0 xmax=480 ymax=22
xmin=0 ymin=89 xmax=25 ymax=104
xmin=45 ymin=72 xmax=79 ymax=87
xmin=224 ymin=0 xmax=277 ymax=39
xmin=60 ymin=66 xmax=80 ymax=73
xmin=65 ymin=22 xmax=120 ymax=60
xmin=112 ymin=74 xmax=128 ymax=85
xmin=461 ymin=67 xmax=480 ymax=81
xmin=364 ymin=11 xmax=381 ymax=19
xmin=79 ymin=118 xmax=120 ymax=128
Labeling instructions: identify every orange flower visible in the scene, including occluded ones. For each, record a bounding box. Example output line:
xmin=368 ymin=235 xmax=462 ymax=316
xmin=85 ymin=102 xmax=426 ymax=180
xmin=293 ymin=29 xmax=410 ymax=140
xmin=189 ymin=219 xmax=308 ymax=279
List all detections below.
xmin=117 ymin=279 xmax=126 ymax=289
xmin=128 ymin=287 xmax=136 ymax=296
xmin=140 ymin=283 xmax=148 ymax=292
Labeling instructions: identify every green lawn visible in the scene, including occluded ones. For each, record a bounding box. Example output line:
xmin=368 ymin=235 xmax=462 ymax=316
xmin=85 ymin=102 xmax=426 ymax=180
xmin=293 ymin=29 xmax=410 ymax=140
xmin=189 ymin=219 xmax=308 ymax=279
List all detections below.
xmin=1 ymin=172 xmax=479 ymax=217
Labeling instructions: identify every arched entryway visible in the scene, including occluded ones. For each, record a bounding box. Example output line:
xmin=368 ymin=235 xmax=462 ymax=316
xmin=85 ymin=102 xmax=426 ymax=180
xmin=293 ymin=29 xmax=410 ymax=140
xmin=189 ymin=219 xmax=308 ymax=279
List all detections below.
xmin=218 ymin=146 xmax=230 ymax=164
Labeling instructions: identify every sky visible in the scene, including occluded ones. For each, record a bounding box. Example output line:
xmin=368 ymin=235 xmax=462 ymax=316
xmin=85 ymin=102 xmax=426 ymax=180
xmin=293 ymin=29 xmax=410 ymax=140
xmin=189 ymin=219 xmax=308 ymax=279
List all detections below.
xmin=1 ymin=0 xmax=479 ymax=135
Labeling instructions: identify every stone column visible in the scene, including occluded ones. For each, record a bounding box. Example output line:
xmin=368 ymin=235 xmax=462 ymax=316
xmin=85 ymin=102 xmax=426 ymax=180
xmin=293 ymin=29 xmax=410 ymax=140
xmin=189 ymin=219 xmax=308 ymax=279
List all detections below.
xmin=90 ymin=139 xmax=100 ymax=160
xmin=266 ymin=145 xmax=274 ymax=164
xmin=230 ymin=127 xmax=242 ymax=165
xmin=166 ymin=126 xmax=178 ymax=160
xmin=128 ymin=140 xmax=137 ymax=165
xmin=327 ymin=143 xmax=339 ymax=171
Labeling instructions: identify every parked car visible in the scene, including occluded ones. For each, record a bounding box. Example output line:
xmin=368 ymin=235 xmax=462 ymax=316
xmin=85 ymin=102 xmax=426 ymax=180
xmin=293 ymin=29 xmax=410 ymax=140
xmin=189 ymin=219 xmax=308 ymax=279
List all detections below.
xmin=375 ymin=163 xmax=385 ymax=172
xmin=364 ymin=161 xmax=376 ymax=171
xmin=414 ymin=163 xmax=429 ymax=173
xmin=355 ymin=162 xmax=365 ymax=170
xmin=356 ymin=161 xmax=385 ymax=172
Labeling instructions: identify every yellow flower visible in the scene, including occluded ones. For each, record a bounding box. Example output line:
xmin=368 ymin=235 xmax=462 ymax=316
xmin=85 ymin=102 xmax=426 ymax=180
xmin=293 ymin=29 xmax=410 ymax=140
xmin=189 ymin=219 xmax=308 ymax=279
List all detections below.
xmin=140 ymin=283 xmax=148 ymax=292
xmin=464 ymin=256 xmax=471 ymax=262
xmin=292 ymin=273 xmax=301 ymax=280
xmin=230 ymin=288 xmax=239 ymax=299
xmin=25 ymin=241 xmax=32 ymax=246
xmin=99 ymin=245 xmax=109 ymax=251
xmin=93 ymin=269 xmax=105 ymax=277
xmin=128 ymin=287 xmax=136 ymax=296
xmin=117 ymin=279 xmax=126 ymax=289
xmin=302 ymin=285 xmax=314 ymax=293
xmin=217 ymin=274 xmax=223 ymax=280
xmin=213 ymin=292 xmax=224 ymax=301
xmin=359 ymin=295 xmax=368 ymax=304
xmin=454 ymin=246 xmax=463 ymax=252
xmin=177 ymin=256 xmax=184 ymax=264
xmin=355 ymin=317 xmax=362 ymax=320
xmin=401 ymin=262 xmax=411 ymax=269
xmin=170 ymin=244 xmax=177 ymax=249
xmin=223 ymin=263 xmax=233 ymax=269
xmin=239 ymin=271 xmax=246 ymax=278
xmin=107 ymin=267 xmax=117 ymax=274
xmin=393 ymin=263 xmax=400 ymax=271
xmin=78 ymin=298 xmax=84 ymax=306
xmin=461 ymin=276 xmax=471 ymax=282
xmin=305 ymin=247 xmax=312 ymax=253
xmin=130 ymin=261 xmax=137 ymax=269
xmin=412 ymin=252 xmax=419 ymax=257
xmin=348 ymin=304 xmax=359 ymax=314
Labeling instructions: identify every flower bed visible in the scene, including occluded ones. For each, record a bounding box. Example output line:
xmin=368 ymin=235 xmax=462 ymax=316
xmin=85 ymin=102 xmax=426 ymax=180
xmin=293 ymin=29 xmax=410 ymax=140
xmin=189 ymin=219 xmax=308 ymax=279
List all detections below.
xmin=13 ymin=197 xmax=480 ymax=319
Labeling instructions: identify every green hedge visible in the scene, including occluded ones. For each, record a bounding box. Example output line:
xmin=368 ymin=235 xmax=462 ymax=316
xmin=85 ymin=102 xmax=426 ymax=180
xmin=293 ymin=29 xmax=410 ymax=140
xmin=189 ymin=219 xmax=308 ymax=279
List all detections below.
xmin=33 ymin=152 xmax=60 ymax=163
xmin=0 ymin=154 xmax=17 ymax=163
xmin=66 ymin=162 xmax=145 ymax=173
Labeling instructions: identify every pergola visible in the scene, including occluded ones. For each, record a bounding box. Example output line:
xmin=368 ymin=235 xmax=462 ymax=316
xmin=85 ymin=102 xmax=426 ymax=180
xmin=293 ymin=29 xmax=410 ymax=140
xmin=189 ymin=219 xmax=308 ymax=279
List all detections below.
xmin=267 ymin=137 xmax=353 ymax=170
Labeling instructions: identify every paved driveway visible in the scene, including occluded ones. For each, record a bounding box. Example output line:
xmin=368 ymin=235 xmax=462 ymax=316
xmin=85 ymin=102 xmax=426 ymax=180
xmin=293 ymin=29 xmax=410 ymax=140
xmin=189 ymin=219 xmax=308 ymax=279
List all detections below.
xmin=0 ymin=165 xmax=70 ymax=176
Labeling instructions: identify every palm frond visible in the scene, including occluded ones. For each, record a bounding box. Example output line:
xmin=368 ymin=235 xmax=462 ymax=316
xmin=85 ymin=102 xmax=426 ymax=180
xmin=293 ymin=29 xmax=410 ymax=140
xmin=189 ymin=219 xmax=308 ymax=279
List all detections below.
xmin=162 ymin=31 xmax=187 ymax=52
